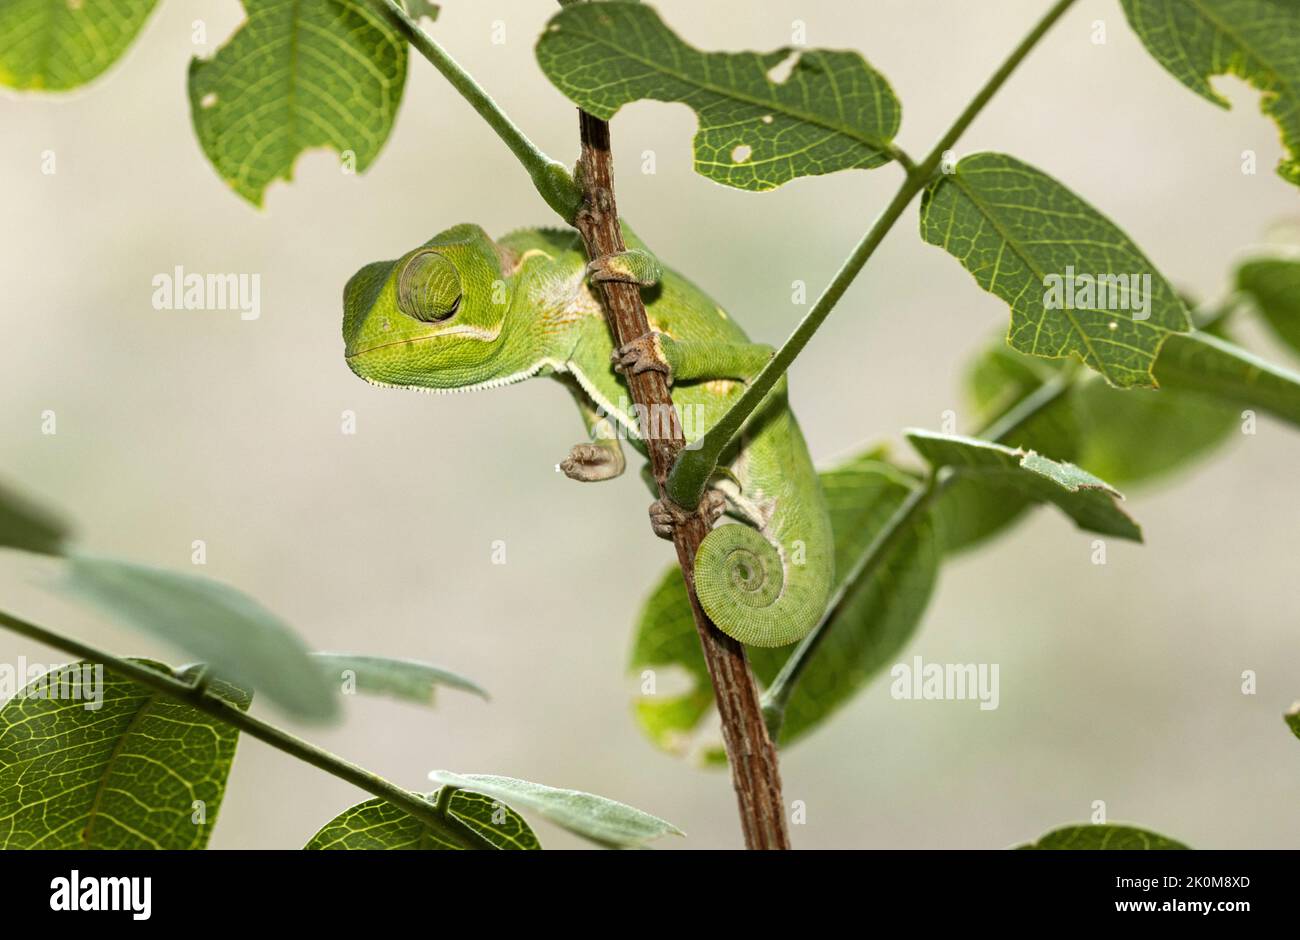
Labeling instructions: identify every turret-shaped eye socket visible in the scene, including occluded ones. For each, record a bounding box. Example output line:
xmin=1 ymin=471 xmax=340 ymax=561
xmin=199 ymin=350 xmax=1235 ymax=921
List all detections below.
xmin=397 ymin=250 xmax=462 ymax=322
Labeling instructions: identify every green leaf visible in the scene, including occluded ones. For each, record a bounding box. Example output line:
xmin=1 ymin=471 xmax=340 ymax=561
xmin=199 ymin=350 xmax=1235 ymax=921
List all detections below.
xmin=1019 ymin=824 xmax=1189 ymax=850
xmin=631 ymin=452 xmax=939 ymax=751
xmin=313 ymin=652 xmax=488 ymax=705
xmin=1287 ymin=702 xmax=1300 ymax=740
xmin=426 ymin=771 xmax=682 ymax=848
xmin=0 ymin=659 xmax=249 ymax=849
xmin=0 ymin=480 xmax=70 ymax=556
xmin=1237 ymin=257 xmax=1300 ymax=356
xmin=1120 ymin=0 xmax=1300 ymax=187
xmin=535 ymin=1 xmax=901 ymax=191
xmin=56 ymin=555 xmax=338 ymax=722
xmin=305 ymin=788 xmax=538 ymax=850
xmin=0 ymin=0 xmax=160 ymax=91
xmin=188 ymin=0 xmax=407 ymax=206
xmin=932 ymin=347 xmax=1080 ymax=554
xmin=1153 ymin=330 xmax=1300 ymax=428
xmin=906 ymin=430 xmax=1142 ymax=541
xmin=919 ymin=152 xmax=1191 ymax=388
xmin=1074 ymin=376 xmax=1237 ymax=485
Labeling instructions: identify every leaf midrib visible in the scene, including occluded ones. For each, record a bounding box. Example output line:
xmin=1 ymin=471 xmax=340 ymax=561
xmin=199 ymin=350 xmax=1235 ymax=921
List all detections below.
xmin=946 ymin=170 xmax=1150 ymax=385
xmin=81 ymin=686 xmax=160 ymax=848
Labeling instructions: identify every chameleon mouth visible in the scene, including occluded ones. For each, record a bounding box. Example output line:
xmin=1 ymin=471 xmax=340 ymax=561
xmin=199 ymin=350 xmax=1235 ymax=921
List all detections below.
xmin=345 ymin=321 xmax=503 ymax=360
xmin=354 ymin=361 xmax=550 ymax=394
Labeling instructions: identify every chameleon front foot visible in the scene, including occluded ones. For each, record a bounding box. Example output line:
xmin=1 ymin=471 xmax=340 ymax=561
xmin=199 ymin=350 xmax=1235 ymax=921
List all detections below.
xmin=559 ymin=442 xmax=626 ymax=482
xmin=612 ymin=332 xmax=672 ymax=385
xmin=648 ymin=491 xmax=726 ymax=540
xmin=587 ymin=248 xmax=661 ymax=287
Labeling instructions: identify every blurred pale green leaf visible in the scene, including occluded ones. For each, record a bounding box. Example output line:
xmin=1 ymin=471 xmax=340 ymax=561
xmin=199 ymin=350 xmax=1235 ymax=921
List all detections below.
xmin=631 ymin=451 xmax=939 ymax=752
xmin=306 ymin=788 xmax=538 ymax=850
xmin=1237 ymin=257 xmax=1300 ymax=356
xmin=0 ymin=660 xmax=248 ymax=849
xmin=1154 ymin=330 xmax=1300 ymax=428
xmin=1019 ymin=823 xmax=1189 ymax=850
xmin=0 ymin=0 xmax=159 ymax=91
xmin=536 ymin=1 xmax=901 ymax=191
xmin=406 ymin=0 xmax=439 ymax=21
xmin=920 ymin=152 xmax=1191 ymax=388
xmin=1120 ymin=0 xmax=1300 ymax=187
xmin=907 ymin=430 xmax=1141 ymax=541
xmin=0 ymin=481 xmax=70 ymax=556
xmin=313 ymin=652 xmax=488 ymax=705
xmin=1074 ymin=377 xmax=1237 ymax=485
xmin=1286 ymin=703 xmax=1300 ymax=740
xmin=56 ymin=555 xmax=337 ymax=722
xmin=188 ymin=0 xmax=407 ymax=206
xmin=427 ymin=771 xmax=682 ymax=848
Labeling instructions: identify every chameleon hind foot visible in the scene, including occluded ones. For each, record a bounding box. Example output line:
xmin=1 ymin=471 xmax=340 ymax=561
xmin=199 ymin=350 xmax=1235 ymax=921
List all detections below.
xmin=612 ymin=332 xmax=672 ymax=385
xmin=648 ymin=491 xmax=726 ymax=540
xmin=587 ymin=248 xmax=661 ymax=287
xmin=559 ymin=442 xmax=626 ymax=482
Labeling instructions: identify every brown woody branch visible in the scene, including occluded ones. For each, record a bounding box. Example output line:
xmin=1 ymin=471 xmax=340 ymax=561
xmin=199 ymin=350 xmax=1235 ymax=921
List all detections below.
xmin=571 ymin=112 xmax=790 ymax=850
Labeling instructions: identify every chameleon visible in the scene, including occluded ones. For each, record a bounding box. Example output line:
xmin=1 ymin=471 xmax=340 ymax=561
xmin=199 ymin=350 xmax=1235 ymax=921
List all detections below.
xmin=342 ymin=223 xmax=832 ymax=647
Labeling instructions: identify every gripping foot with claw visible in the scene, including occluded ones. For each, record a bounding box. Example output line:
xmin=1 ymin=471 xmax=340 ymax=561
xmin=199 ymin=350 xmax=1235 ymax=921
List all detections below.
xmin=611 ymin=331 xmax=672 ymax=384
xmin=559 ymin=441 xmax=626 ymax=482
xmin=648 ymin=491 xmax=726 ymax=541
xmin=587 ymin=248 xmax=661 ymax=287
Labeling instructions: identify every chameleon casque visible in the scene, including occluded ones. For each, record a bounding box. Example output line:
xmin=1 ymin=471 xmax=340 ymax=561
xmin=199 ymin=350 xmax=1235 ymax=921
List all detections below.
xmin=342 ymin=223 xmax=832 ymax=647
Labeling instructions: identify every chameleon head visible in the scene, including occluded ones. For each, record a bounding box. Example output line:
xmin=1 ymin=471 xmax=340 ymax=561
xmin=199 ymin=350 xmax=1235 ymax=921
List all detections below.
xmin=343 ymin=224 xmax=518 ymax=390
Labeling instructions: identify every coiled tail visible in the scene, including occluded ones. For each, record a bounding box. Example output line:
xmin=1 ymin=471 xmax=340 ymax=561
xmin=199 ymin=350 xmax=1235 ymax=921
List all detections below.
xmin=693 ymin=497 xmax=833 ymax=648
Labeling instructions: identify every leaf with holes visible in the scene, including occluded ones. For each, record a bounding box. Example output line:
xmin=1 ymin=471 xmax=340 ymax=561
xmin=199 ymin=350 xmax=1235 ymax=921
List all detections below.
xmin=427 ymin=771 xmax=682 ymax=848
xmin=1120 ymin=0 xmax=1300 ymax=187
xmin=0 ymin=660 xmax=249 ymax=849
xmin=0 ymin=0 xmax=160 ymax=91
xmin=631 ymin=450 xmax=939 ymax=753
xmin=907 ymin=430 xmax=1141 ymax=541
xmin=535 ymin=1 xmax=901 ymax=191
xmin=306 ymin=788 xmax=538 ymax=849
xmin=1019 ymin=824 xmax=1189 ymax=850
xmin=188 ymin=0 xmax=407 ymax=206
xmin=920 ymin=152 xmax=1191 ymax=388
xmin=1238 ymin=257 xmax=1300 ymax=357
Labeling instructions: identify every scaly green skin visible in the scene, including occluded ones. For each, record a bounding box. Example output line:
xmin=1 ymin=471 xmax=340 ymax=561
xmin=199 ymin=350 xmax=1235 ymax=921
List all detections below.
xmin=342 ymin=223 xmax=833 ymax=647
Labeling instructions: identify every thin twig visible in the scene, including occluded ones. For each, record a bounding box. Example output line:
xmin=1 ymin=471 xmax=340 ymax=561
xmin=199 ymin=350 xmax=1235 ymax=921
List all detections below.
xmin=0 ymin=611 xmax=497 ymax=850
xmin=668 ymin=0 xmax=1080 ymax=508
xmin=369 ymin=0 xmax=581 ymax=221
xmin=570 ymin=113 xmax=790 ymax=849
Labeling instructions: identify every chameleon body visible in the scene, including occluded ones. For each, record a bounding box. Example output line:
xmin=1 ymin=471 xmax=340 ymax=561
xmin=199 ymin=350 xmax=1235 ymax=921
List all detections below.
xmin=342 ymin=223 xmax=832 ymax=647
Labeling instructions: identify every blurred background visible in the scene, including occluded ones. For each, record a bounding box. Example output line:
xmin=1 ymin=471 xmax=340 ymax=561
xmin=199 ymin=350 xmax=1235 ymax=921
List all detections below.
xmin=2 ymin=0 xmax=1298 ymax=849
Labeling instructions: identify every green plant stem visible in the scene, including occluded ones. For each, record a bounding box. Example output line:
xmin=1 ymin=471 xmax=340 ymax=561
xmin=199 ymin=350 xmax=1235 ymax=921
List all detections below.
xmin=0 ymin=610 xmax=496 ymax=851
xmin=761 ymin=369 xmax=1077 ymax=735
xmin=370 ymin=0 xmax=581 ymax=221
xmin=667 ymin=0 xmax=1080 ymax=508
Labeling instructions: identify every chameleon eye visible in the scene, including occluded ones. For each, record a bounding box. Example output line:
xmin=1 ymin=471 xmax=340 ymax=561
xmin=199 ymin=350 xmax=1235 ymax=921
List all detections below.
xmin=397 ymin=250 xmax=462 ymax=322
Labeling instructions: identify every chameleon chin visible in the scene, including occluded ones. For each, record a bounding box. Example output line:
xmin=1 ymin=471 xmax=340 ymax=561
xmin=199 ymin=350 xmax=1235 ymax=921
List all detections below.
xmin=343 ymin=222 xmax=833 ymax=647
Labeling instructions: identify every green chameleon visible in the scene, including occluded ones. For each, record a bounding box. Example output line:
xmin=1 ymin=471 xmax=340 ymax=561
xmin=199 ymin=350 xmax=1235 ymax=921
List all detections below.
xmin=342 ymin=223 xmax=832 ymax=647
